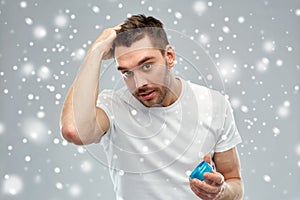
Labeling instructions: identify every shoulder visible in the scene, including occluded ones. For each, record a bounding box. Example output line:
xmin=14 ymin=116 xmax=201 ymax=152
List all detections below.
xmin=98 ymin=87 xmax=127 ymax=101
xmin=96 ymin=87 xmax=128 ymax=110
xmin=187 ymin=81 xmax=227 ymax=106
xmin=186 ymin=81 xmax=235 ymax=125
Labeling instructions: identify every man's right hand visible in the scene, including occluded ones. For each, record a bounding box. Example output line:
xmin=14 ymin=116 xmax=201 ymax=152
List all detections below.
xmin=60 ymin=24 xmax=122 ymax=145
xmin=89 ymin=24 xmax=122 ymax=60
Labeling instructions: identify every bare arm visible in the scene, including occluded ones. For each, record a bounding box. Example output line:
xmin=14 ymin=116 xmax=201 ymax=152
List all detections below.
xmin=213 ymin=147 xmax=244 ymax=199
xmin=60 ymin=26 xmax=120 ymax=145
xmin=189 ymin=147 xmax=244 ymax=200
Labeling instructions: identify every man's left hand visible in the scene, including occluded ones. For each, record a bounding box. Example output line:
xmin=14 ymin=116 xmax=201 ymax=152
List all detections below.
xmin=189 ymin=154 xmax=226 ymax=200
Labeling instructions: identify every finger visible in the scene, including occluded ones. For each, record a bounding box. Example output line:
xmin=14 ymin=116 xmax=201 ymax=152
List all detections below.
xmin=203 ymin=154 xmax=212 ymax=164
xmin=189 ymin=181 xmax=212 ymax=199
xmin=190 ymin=178 xmax=219 ymax=194
xmin=190 ymin=179 xmax=220 ymax=200
xmin=113 ymin=23 xmax=123 ymax=31
xmin=204 ymin=172 xmax=224 ymax=185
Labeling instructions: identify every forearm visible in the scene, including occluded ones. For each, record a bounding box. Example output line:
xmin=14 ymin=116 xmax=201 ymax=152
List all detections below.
xmin=71 ymin=47 xmax=105 ymax=140
xmin=60 ymin=26 xmax=119 ymax=144
xmin=218 ymin=178 xmax=244 ymax=200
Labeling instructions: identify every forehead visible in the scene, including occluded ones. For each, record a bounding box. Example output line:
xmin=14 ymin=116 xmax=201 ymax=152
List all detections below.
xmin=115 ymin=35 xmax=153 ymax=57
xmin=114 ymin=36 xmax=163 ymax=67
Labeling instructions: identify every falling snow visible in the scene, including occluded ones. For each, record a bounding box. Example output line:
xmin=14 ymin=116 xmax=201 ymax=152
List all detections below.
xmin=1 ymin=1 xmax=299 ymax=200
xmin=54 ymin=13 xmax=69 ymax=28
xmin=0 ymin=122 xmax=5 ymax=135
xmin=263 ymin=175 xmax=272 ymax=183
xmin=193 ymin=1 xmax=207 ymax=16
xmin=33 ymin=25 xmax=47 ymax=39
xmin=2 ymin=175 xmax=24 ymax=196
xmin=69 ymin=184 xmax=82 ymax=197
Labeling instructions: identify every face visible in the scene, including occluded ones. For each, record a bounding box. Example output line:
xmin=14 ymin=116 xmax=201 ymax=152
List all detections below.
xmin=115 ymin=36 xmax=175 ymax=107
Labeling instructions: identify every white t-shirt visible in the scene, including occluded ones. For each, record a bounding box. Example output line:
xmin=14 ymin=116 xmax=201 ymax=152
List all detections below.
xmin=97 ymin=78 xmax=242 ymax=200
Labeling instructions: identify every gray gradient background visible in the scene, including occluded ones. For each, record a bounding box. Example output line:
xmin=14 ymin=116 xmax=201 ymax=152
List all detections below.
xmin=1 ymin=0 xmax=300 ymax=199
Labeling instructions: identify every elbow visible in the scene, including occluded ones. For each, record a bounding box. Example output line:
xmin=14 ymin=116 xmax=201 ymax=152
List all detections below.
xmin=234 ymin=178 xmax=245 ymax=200
xmin=61 ymin=125 xmax=83 ymax=145
xmin=240 ymin=179 xmax=245 ymax=199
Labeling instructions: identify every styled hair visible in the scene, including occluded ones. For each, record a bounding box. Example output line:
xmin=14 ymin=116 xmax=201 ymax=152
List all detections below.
xmin=113 ymin=14 xmax=169 ymax=55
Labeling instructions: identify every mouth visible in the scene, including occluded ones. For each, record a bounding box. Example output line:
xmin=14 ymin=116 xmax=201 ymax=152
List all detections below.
xmin=138 ymin=89 xmax=156 ymax=101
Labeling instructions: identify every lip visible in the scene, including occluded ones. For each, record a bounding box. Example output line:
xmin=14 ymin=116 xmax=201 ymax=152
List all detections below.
xmin=139 ymin=90 xmax=156 ymax=101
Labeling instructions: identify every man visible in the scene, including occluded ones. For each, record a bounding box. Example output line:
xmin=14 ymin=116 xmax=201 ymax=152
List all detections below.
xmin=60 ymin=14 xmax=244 ymax=200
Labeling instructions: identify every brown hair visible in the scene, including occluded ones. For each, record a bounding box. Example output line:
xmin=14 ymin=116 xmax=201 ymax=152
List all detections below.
xmin=113 ymin=14 xmax=169 ymax=55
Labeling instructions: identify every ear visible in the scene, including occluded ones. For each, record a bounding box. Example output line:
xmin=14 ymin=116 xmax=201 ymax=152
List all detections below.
xmin=165 ymin=45 xmax=176 ymax=68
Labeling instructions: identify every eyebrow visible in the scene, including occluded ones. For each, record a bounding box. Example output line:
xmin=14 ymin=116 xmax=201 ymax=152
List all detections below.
xmin=117 ymin=56 xmax=155 ymax=71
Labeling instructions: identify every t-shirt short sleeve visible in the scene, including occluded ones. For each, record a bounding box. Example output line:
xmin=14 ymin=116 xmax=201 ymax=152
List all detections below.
xmin=97 ymin=89 xmax=113 ymax=115
xmin=214 ymin=97 xmax=242 ymax=152
xmin=96 ymin=89 xmax=115 ymax=137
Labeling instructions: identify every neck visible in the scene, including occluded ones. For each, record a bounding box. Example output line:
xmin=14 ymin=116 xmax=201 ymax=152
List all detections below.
xmin=161 ymin=76 xmax=182 ymax=107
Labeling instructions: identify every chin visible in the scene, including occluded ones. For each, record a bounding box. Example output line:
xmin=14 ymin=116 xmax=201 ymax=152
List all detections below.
xmin=139 ymin=98 xmax=161 ymax=107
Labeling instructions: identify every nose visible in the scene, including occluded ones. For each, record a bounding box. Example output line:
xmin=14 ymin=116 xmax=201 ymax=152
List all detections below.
xmin=133 ymin=71 xmax=148 ymax=88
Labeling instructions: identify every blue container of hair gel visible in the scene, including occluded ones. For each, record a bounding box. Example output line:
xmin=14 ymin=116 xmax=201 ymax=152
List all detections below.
xmin=190 ymin=161 xmax=213 ymax=181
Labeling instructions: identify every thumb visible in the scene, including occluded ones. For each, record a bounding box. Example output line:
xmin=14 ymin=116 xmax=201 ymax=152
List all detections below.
xmin=113 ymin=23 xmax=123 ymax=31
xmin=203 ymin=154 xmax=212 ymax=164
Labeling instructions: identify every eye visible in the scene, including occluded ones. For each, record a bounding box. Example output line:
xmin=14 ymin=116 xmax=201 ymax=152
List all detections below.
xmin=142 ymin=63 xmax=152 ymax=71
xmin=123 ymin=70 xmax=133 ymax=78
